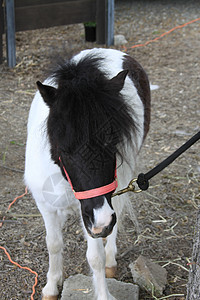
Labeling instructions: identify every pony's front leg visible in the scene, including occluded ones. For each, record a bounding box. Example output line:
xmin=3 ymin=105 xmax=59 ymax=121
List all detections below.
xmin=39 ymin=207 xmax=65 ymax=300
xmin=105 ymin=224 xmax=118 ymax=278
xmin=86 ymin=234 xmax=117 ymax=300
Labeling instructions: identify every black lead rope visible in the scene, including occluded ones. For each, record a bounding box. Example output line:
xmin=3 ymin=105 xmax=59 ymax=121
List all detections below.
xmin=136 ymin=130 xmax=200 ymax=191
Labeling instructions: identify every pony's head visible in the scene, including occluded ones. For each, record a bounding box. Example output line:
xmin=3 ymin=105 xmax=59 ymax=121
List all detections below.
xmin=37 ymin=56 xmax=136 ymax=238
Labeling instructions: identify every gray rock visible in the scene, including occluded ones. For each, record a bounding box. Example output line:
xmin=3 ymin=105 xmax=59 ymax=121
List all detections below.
xmin=129 ymin=255 xmax=167 ymax=297
xmin=61 ymin=274 xmax=139 ymax=300
xmin=114 ymin=35 xmax=128 ymax=45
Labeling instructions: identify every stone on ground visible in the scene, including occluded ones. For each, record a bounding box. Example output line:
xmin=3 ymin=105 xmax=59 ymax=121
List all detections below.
xmin=114 ymin=35 xmax=128 ymax=45
xmin=129 ymin=255 xmax=167 ymax=297
xmin=61 ymin=274 xmax=139 ymax=300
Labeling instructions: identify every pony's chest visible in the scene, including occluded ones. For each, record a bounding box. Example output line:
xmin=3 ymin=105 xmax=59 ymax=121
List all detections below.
xmin=41 ymin=171 xmax=78 ymax=211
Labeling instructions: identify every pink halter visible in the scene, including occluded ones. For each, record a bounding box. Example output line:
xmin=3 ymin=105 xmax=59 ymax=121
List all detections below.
xmin=59 ymin=157 xmax=118 ymax=200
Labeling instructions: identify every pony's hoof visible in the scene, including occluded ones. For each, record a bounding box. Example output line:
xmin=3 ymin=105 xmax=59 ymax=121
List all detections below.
xmin=105 ymin=266 xmax=117 ymax=278
xmin=41 ymin=295 xmax=58 ymax=300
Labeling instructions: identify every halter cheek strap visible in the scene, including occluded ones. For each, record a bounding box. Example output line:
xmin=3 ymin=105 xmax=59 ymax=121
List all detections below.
xmin=59 ymin=157 xmax=118 ymax=200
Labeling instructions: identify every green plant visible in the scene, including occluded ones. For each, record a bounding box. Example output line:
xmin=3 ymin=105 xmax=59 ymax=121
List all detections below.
xmin=84 ymin=21 xmax=96 ymax=27
xmin=2 ymin=146 xmax=8 ymax=164
xmin=10 ymin=140 xmax=24 ymax=147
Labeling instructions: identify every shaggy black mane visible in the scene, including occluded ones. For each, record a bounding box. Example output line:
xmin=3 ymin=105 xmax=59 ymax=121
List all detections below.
xmin=48 ymin=55 xmax=137 ymax=158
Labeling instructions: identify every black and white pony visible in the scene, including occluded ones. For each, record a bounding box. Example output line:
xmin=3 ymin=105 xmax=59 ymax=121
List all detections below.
xmin=24 ymin=48 xmax=150 ymax=300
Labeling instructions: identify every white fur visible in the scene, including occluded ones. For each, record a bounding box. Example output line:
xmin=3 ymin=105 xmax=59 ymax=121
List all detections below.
xmin=24 ymin=48 xmax=145 ymax=299
xmin=92 ymin=197 xmax=114 ymax=234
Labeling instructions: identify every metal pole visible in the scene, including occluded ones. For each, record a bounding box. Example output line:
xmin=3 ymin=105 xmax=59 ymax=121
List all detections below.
xmin=6 ymin=0 xmax=16 ymax=67
xmin=0 ymin=0 xmax=4 ymax=64
xmin=107 ymin=0 xmax=114 ymax=46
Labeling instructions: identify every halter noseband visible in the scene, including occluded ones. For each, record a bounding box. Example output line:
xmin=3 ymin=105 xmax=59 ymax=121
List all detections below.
xmin=59 ymin=157 xmax=118 ymax=200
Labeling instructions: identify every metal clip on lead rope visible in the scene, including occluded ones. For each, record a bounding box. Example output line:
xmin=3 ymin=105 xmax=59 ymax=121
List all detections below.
xmin=112 ymin=178 xmax=141 ymax=197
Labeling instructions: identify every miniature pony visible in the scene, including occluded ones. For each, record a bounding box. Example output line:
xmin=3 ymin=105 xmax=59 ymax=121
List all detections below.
xmin=24 ymin=48 xmax=150 ymax=300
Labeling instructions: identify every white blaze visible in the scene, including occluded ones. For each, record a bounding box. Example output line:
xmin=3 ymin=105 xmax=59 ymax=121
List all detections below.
xmin=92 ymin=197 xmax=114 ymax=234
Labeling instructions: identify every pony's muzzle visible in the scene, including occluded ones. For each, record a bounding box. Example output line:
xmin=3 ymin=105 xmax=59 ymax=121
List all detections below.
xmin=90 ymin=213 xmax=116 ymax=238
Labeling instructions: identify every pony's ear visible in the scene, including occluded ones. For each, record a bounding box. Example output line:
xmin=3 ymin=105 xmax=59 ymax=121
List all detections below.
xmin=36 ymin=81 xmax=57 ymax=107
xmin=110 ymin=70 xmax=129 ymax=92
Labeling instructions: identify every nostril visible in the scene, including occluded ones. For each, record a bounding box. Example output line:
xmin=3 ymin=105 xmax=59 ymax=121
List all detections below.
xmin=107 ymin=212 xmax=116 ymax=232
xmin=110 ymin=212 xmax=116 ymax=227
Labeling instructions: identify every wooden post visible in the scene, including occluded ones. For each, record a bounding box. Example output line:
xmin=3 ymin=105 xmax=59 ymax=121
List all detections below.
xmin=0 ymin=0 xmax=4 ymax=64
xmin=5 ymin=0 xmax=16 ymax=67
xmin=96 ymin=0 xmax=106 ymax=44
xmin=186 ymin=209 xmax=200 ymax=299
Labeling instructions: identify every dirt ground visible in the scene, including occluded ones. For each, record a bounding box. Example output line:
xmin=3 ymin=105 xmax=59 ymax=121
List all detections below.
xmin=0 ymin=0 xmax=199 ymax=299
